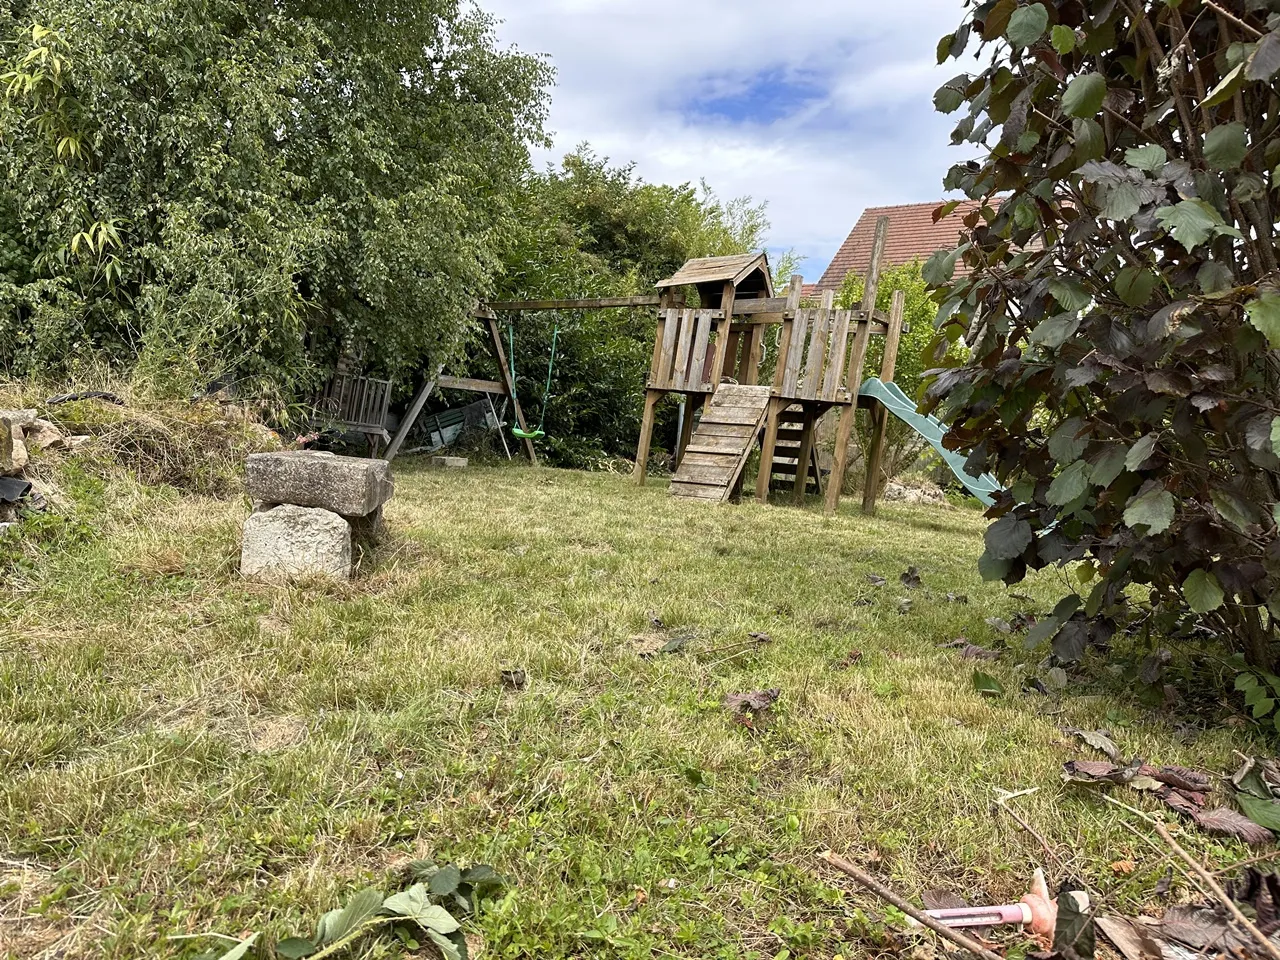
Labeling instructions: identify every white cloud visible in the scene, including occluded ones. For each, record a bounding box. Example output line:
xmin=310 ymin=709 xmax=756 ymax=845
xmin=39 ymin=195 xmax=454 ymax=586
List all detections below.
xmin=477 ymin=0 xmax=974 ymax=280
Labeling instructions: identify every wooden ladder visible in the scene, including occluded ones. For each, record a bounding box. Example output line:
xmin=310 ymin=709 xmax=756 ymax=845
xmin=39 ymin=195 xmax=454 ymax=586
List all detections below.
xmin=669 ymin=384 xmax=772 ymax=502
xmin=766 ymin=404 xmax=823 ymax=496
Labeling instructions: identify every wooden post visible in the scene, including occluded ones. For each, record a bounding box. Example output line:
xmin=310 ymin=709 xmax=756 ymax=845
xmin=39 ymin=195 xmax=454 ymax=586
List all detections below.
xmin=722 ymin=330 xmax=741 ymax=381
xmin=676 ymin=394 xmax=700 ymax=466
xmin=793 ymin=406 xmax=818 ymax=504
xmin=755 ymin=275 xmax=804 ymax=503
xmin=486 ymin=315 xmax=538 ymax=464
xmin=743 ymin=325 xmax=765 ymax=384
xmin=385 ymin=365 xmax=441 ymax=462
xmin=823 ymin=216 xmax=889 ymax=517
xmin=634 ymin=389 xmax=662 ymax=484
xmin=710 ymin=280 xmax=736 ymax=390
xmin=862 ymin=288 xmax=906 ymax=515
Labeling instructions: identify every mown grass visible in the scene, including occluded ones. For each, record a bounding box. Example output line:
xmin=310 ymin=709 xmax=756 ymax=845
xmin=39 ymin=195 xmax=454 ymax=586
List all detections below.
xmin=0 ymin=454 xmax=1272 ymax=960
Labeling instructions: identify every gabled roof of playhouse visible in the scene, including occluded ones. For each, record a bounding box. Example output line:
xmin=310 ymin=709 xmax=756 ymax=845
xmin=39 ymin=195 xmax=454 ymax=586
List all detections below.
xmin=656 ymin=252 xmax=774 ymax=298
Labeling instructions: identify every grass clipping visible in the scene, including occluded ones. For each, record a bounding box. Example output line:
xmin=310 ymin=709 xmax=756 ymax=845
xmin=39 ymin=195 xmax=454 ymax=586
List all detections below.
xmin=46 ymin=396 xmax=282 ymax=497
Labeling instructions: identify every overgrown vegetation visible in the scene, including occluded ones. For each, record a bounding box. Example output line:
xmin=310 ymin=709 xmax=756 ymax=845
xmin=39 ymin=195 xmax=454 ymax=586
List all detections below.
xmin=476 ymin=149 xmax=769 ymax=468
xmin=0 ymin=0 xmax=550 ymax=394
xmin=929 ymin=0 xmax=1280 ymax=672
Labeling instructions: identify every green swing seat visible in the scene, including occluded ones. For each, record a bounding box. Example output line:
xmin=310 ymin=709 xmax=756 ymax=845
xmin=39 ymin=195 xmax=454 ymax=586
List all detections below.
xmin=508 ymin=324 xmax=558 ymax=441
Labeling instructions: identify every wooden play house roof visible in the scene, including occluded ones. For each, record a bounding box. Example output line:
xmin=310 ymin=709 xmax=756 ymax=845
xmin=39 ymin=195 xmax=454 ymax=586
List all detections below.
xmin=656 ymin=252 xmax=773 ymax=304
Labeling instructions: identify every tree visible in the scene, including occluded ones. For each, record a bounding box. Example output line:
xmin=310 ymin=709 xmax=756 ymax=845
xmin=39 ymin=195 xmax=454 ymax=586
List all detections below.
xmin=835 ymin=261 xmax=945 ymax=488
xmin=930 ymin=1 xmax=1280 ymax=667
xmin=0 ymin=0 xmax=551 ymax=395
xmin=484 ymin=148 xmax=768 ymax=466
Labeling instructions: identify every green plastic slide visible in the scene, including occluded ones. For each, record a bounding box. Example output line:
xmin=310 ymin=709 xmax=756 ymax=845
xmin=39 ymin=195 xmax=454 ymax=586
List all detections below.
xmin=857 ymin=378 xmax=1001 ymax=507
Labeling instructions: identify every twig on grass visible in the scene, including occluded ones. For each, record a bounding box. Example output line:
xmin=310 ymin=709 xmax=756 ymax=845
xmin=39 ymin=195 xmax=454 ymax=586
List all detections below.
xmin=818 ymin=849 xmax=1005 ymax=960
xmin=992 ymin=787 xmax=1058 ymax=862
xmin=1154 ymin=820 xmax=1280 ymax=960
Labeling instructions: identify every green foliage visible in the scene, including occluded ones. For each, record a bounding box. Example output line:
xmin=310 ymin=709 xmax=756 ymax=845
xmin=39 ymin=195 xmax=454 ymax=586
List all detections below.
xmin=835 ymin=261 xmax=964 ymax=486
xmin=482 ymin=147 xmax=768 ymax=467
xmin=216 ymin=863 xmax=503 ymax=960
xmin=932 ymin=1 xmax=1280 ymax=666
xmin=0 ymin=1 xmax=551 ymax=395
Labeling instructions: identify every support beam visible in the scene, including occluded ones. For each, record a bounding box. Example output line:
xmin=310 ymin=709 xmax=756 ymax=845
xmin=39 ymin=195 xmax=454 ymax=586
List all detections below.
xmin=862 ymin=288 xmax=907 ymax=516
xmin=436 ymin=376 xmax=505 ymax=394
xmin=754 ymin=397 xmax=785 ymax=503
xmin=824 ymin=216 xmax=890 ymax=517
xmin=488 ymin=296 xmax=662 ymax=311
xmin=385 ymin=366 xmax=442 ymax=462
xmin=633 ymin=389 xmax=662 ymax=484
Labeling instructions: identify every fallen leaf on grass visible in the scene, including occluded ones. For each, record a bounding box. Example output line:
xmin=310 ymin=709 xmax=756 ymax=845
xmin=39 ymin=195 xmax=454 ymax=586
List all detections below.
xmin=897 ymin=598 xmax=913 ymax=614
xmin=1191 ymin=807 xmax=1275 ymax=844
xmin=866 ymin=573 xmax=887 ymax=587
xmin=834 ymin=650 xmax=863 ymax=670
xmin=1009 ymin=611 xmax=1037 ymax=632
xmin=500 ymin=669 xmax=527 ymax=690
xmin=1153 ymin=868 xmax=1173 ymax=898
xmin=1063 ymin=726 xmax=1122 ymax=762
xmin=725 ymin=689 xmax=781 ymax=714
xmin=944 ymin=592 xmax=969 ymax=604
xmin=985 ymin=617 xmax=1013 ymax=634
xmin=747 ymin=631 xmax=772 ymax=644
xmin=972 ymin=670 xmax=1005 ymax=697
xmin=1237 ymin=792 xmax=1280 ymax=831
xmin=1095 ymin=916 xmax=1171 ymax=960
xmin=900 ymin=566 xmax=922 ymax=589
xmin=1110 ymin=859 xmax=1136 ymax=875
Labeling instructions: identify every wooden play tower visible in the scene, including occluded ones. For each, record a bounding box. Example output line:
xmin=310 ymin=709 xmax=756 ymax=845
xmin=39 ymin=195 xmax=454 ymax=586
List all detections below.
xmin=634 ymin=217 xmax=904 ymax=516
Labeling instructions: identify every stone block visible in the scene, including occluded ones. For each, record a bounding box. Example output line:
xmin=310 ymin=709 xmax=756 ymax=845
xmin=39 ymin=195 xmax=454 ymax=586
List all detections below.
xmin=241 ymin=504 xmax=352 ymax=580
xmin=0 ymin=419 xmax=28 ymax=477
xmin=0 ymin=409 xmax=37 ymax=428
xmin=430 ymin=456 xmax=468 ymax=469
xmin=349 ymin=505 xmax=384 ymax=545
xmin=25 ymin=419 xmax=64 ymax=452
xmin=245 ymin=450 xmax=393 ymax=516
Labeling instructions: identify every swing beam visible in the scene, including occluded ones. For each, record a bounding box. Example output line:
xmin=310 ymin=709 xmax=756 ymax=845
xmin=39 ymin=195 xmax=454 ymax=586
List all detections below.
xmin=387 ymin=298 xmax=654 ymax=464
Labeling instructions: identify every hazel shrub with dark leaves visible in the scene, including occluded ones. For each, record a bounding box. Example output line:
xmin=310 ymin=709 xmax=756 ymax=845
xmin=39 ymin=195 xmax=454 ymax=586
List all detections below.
xmin=927 ymin=0 xmax=1280 ymax=669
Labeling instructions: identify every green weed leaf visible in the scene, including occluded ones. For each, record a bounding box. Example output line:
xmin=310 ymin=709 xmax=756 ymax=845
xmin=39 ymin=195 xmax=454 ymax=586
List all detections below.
xmin=1237 ymin=793 xmax=1280 ymax=831
xmin=275 ymin=937 xmax=316 ymax=959
xmin=972 ymin=670 xmax=1005 ymax=697
xmin=383 ymin=885 xmax=461 ymax=934
xmin=317 ymin=888 xmax=383 ymax=945
xmin=215 ymin=934 xmax=259 ymax=960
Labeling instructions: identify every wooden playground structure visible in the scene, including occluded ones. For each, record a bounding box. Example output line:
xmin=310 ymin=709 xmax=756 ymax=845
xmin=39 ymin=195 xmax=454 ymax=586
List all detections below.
xmin=324 ymin=216 xmax=904 ymax=516
xmin=634 ymin=216 xmax=904 ymax=516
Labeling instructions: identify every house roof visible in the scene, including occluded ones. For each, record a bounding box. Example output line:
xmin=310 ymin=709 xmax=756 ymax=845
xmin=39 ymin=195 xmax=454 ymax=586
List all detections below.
xmin=813 ymin=200 xmax=984 ymax=293
xmin=656 ymin=252 xmax=773 ymax=297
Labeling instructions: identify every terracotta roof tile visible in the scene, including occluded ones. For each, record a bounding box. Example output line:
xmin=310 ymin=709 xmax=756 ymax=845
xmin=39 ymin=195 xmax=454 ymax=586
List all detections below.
xmin=813 ymin=200 xmax=983 ymax=293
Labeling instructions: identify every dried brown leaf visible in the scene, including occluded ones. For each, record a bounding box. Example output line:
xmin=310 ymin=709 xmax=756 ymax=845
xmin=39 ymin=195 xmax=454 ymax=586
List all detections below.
xmin=1191 ymin=806 xmax=1275 ymax=845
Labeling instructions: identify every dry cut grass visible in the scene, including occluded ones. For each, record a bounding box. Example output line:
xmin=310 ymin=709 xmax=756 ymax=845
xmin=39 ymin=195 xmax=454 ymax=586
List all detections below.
xmin=0 ymin=458 xmax=1273 ymax=959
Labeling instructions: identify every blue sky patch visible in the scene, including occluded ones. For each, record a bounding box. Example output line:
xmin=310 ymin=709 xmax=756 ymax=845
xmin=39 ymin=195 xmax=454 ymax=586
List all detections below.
xmin=681 ymin=66 xmax=828 ymax=125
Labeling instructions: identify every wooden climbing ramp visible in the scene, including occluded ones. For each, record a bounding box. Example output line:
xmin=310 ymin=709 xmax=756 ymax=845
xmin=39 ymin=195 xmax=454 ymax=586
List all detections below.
xmin=669 ymin=384 xmax=772 ymax=502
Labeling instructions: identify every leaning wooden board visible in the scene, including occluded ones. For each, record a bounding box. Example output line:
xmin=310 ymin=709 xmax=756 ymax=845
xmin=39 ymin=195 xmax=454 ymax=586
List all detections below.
xmin=669 ymin=384 xmax=772 ymax=503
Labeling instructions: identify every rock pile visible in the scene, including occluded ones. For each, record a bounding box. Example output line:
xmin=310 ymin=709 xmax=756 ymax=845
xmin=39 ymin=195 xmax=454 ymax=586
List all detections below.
xmin=1 ymin=410 xmax=80 ymax=531
xmin=241 ymin=451 xmax=394 ymax=580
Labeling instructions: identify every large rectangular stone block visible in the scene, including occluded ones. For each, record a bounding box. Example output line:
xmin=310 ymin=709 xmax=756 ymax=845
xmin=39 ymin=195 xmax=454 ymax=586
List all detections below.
xmin=241 ymin=504 xmax=352 ymax=580
xmin=246 ymin=451 xmax=393 ymax=516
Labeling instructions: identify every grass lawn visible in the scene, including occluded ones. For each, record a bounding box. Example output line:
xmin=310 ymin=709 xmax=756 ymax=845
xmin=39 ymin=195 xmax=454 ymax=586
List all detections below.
xmin=0 ymin=459 xmax=1268 ymax=959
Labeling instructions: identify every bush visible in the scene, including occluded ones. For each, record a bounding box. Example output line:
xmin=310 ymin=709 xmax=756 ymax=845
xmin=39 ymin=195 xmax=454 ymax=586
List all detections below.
xmin=929 ymin=1 xmax=1280 ymax=668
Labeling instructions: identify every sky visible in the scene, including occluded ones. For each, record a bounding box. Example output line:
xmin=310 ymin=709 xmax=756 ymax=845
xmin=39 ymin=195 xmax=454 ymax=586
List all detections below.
xmin=478 ymin=0 xmax=973 ymax=284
